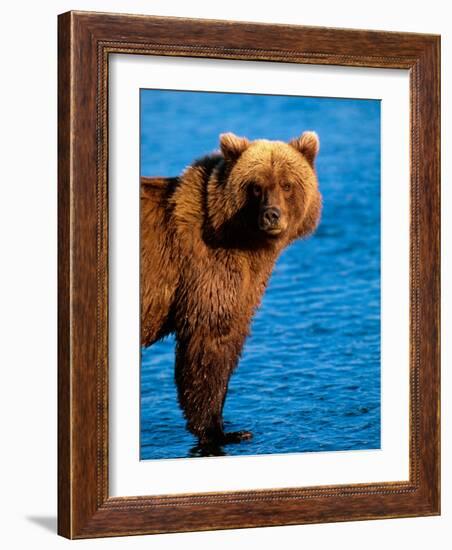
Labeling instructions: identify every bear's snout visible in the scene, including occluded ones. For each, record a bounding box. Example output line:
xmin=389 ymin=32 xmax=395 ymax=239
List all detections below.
xmin=259 ymin=206 xmax=283 ymax=234
xmin=261 ymin=206 xmax=281 ymax=226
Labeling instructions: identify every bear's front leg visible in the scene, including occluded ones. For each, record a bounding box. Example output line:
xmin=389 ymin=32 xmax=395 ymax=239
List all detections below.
xmin=175 ymin=337 xmax=252 ymax=445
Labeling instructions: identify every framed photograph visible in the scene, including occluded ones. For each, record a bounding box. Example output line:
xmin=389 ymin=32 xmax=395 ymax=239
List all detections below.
xmin=58 ymin=11 xmax=440 ymax=539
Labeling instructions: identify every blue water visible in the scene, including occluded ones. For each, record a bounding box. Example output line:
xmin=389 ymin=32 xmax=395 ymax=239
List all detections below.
xmin=140 ymin=90 xmax=381 ymax=460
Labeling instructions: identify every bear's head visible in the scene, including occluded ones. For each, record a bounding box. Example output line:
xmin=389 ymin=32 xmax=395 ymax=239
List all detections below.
xmin=208 ymin=132 xmax=322 ymax=247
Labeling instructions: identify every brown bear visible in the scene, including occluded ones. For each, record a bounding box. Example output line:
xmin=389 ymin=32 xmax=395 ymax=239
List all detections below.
xmin=141 ymin=132 xmax=322 ymax=447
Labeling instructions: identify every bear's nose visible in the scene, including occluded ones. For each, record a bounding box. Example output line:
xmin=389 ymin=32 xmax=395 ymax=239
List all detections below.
xmin=262 ymin=207 xmax=281 ymax=227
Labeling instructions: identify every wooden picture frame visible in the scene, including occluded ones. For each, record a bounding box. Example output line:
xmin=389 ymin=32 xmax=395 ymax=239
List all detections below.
xmin=58 ymin=10 xmax=440 ymax=539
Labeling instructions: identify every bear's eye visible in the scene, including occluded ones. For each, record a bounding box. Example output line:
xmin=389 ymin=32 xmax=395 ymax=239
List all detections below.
xmin=282 ymin=182 xmax=292 ymax=192
xmin=252 ymin=183 xmax=262 ymax=197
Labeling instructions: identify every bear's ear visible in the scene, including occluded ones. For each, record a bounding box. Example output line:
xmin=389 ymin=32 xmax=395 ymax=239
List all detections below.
xmin=289 ymin=131 xmax=320 ymax=166
xmin=220 ymin=132 xmax=250 ymax=161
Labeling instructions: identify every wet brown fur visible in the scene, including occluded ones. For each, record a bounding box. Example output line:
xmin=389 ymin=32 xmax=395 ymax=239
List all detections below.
xmin=141 ymin=132 xmax=322 ymax=445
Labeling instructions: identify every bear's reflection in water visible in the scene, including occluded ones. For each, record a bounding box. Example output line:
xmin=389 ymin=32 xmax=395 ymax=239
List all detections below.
xmin=189 ymin=442 xmax=226 ymax=458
